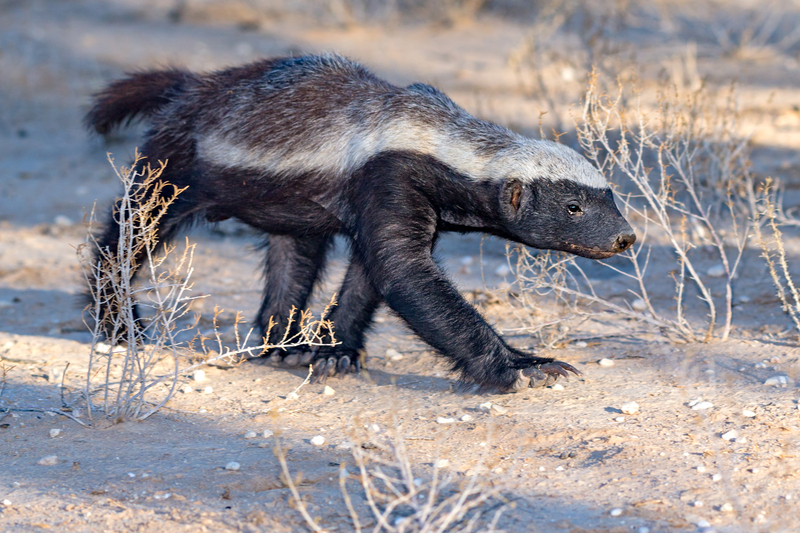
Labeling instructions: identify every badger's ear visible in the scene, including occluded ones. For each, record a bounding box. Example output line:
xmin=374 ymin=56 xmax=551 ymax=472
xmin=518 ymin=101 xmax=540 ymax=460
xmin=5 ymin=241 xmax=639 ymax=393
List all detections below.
xmin=508 ymin=180 xmax=523 ymax=212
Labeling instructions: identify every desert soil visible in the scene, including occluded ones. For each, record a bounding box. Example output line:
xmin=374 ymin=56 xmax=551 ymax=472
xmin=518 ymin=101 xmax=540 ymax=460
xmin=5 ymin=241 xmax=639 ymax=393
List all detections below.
xmin=1 ymin=1 xmax=800 ymax=532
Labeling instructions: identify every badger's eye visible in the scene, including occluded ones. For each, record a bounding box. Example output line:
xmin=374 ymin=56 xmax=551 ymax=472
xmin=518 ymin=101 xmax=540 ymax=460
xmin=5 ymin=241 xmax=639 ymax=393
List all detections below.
xmin=567 ymin=204 xmax=582 ymax=215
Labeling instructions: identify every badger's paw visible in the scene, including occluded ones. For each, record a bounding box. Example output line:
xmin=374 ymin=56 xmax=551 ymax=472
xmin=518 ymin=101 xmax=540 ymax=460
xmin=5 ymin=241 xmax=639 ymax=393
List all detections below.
xmin=512 ymin=360 xmax=581 ymax=391
xmin=308 ymin=347 xmax=364 ymax=383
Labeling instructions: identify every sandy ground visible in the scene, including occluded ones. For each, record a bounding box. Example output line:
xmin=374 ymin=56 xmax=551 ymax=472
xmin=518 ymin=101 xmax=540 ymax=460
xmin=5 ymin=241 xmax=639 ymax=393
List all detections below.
xmin=2 ymin=1 xmax=800 ymax=532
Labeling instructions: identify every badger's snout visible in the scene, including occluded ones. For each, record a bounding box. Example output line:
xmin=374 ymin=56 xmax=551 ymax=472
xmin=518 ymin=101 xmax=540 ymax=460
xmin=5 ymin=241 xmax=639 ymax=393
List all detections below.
xmin=612 ymin=231 xmax=636 ymax=253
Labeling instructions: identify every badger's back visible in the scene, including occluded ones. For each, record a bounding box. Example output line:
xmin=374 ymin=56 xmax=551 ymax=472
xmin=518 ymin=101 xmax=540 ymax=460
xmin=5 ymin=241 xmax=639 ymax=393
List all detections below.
xmin=192 ymin=54 xmax=519 ymax=181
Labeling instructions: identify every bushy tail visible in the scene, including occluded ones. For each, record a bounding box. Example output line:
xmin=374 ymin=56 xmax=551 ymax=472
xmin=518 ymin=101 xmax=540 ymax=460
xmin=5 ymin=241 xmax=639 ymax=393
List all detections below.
xmin=85 ymin=69 xmax=197 ymax=134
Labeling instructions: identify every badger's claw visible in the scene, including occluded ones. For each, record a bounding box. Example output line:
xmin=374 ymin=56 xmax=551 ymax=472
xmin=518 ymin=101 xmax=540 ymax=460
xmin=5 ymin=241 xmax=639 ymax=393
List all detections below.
xmin=519 ymin=360 xmax=581 ymax=389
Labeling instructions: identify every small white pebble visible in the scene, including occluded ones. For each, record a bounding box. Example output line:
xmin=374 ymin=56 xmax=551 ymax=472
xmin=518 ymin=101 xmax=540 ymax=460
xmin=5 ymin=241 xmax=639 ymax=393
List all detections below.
xmin=693 ymin=500 xmax=704 ymax=507
xmin=631 ymin=298 xmax=647 ymax=311
xmin=490 ymin=404 xmax=508 ymax=415
xmin=460 ymin=414 xmax=473 ymax=422
xmin=182 ymin=385 xmax=192 ymax=394
xmin=153 ymin=493 xmax=171 ymax=500
xmin=286 ymin=391 xmax=299 ymax=400
xmin=785 ymin=494 xmax=792 ymax=500
xmin=1 ymin=499 xmax=10 ymax=506
xmin=203 ymin=386 xmax=213 ymax=394
xmin=192 ymin=369 xmax=206 ymax=382
xmin=311 ymin=435 xmax=325 ymax=446
xmin=598 ymin=358 xmax=615 ymax=367
xmin=262 ymin=429 xmax=274 ymax=438
xmin=614 ymin=417 xmax=625 ymax=422
xmin=720 ymin=502 xmax=734 ymax=512
xmin=620 ymin=401 xmax=639 ymax=415
xmin=737 ymin=295 xmax=751 ymax=303
xmin=323 ymin=385 xmax=335 ymax=396
xmin=573 ymin=341 xmax=588 ymax=348
xmin=742 ymin=409 xmax=756 ymax=418
xmin=225 ymin=461 xmax=240 ymax=471
xmin=436 ymin=417 xmax=455 ymax=424
xmin=479 ymin=402 xmax=493 ymax=412
xmin=460 ymin=256 xmax=473 ymax=266
xmin=493 ymin=467 xmax=503 ymax=474
xmin=749 ymin=467 xmax=760 ymax=474
xmin=385 ymin=349 xmax=403 ymax=361
xmin=736 ymin=437 xmax=747 ymax=444
xmin=49 ymin=429 xmax=61 ymax=438
xmin=765 ymin=375 xmax=790 ymax=387
xmin=609 ymin=508 xmax=623 ymax=517
xmin=551 ymin=383 xmax=564 ymax=390
xmin=697 ymin=465 xmax=706 ymax=473
xmin=494 ymin=264 xmax=511 ymax=277
xmin=712 ymin=473 xmax=722 ymax=482
xmin=692 ymin=401 xmax=714 ymax=411
xmin=555 ymin=466 xmax=564 ymax=471
xmin=638 ymin=527 xmax=650 ymax=533
xmin=37 ymin=455 xmax=58 ymax=466
xmin=127 ymin=472 xmax=135 ymax=478
xmin=721 ymin=430 xmax=739 ymax=441
xmin=434 ymin=459 xmax=449 ymax=469
xmin=54 ymin=215 xmax=73 ymax=226
xmin=707 ymin=265 xmax=725 ymax=278
xmin=243 ymin=431 xmax=257 ymax=439
xmin=696 ymin=520 xmax=710 ymax=528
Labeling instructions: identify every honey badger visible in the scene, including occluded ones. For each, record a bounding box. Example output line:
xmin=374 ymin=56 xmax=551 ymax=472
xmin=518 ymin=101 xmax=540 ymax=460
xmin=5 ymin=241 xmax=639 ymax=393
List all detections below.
xmin=86 ymin=53 xmax=635 ymax=392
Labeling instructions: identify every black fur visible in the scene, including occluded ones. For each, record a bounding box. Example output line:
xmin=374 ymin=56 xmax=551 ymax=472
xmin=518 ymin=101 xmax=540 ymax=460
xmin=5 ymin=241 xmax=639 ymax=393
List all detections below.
xmin=86 ymin=54 xmax=635 ymax=392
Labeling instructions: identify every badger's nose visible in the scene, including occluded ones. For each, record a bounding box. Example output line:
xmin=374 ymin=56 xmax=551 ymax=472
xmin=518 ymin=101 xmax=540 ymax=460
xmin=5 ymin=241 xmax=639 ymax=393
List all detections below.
xmin=613 ymin=232 xmax=636 ymax=253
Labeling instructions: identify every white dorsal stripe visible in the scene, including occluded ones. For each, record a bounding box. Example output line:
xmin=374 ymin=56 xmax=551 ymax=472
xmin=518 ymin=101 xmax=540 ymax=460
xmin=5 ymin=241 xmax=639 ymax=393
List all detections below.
xmin=199 ymin=116 xmax=609 ymax=190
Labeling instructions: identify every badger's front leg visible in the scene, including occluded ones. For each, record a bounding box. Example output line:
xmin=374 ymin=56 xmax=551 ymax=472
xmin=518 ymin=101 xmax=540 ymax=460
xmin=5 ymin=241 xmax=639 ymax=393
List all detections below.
xmin=348 ymin=191 xmax=579 ymax=392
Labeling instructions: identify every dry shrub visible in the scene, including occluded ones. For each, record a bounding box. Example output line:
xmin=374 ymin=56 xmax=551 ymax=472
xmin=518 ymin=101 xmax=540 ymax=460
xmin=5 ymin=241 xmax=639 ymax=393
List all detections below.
xmin=79 ymin=152 xmax=334 ymax=423
xmin=509 ymin=74 xmax=764 ymax=344
xmin=275 ymin=410 xmax=508 ymax=533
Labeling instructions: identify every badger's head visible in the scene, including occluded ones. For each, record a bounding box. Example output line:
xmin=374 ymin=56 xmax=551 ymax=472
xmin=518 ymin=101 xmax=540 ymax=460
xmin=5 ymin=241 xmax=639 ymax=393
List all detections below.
xmin=491 ymin=140 xmax=635 ymax=259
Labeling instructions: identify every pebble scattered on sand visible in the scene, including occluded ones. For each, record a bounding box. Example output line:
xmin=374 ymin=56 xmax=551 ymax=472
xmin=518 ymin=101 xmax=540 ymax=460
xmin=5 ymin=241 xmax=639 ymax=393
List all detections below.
xmin=479 ymin=402 xmax=493 ymax=412
xmin=693 ymin=501 xmax=704 ymax=507
xmin=323 ymin=385 xmax=335 ymax=396
xmin=192 ymin=369 xmax=206 ymax=382
xmin=203 ymin=386 xmax=213 ymax=394
xmin=286 ymin=392 xmax=299 ymax=400
xmin=243 ymin=431 xmax=257 ymax=439
xmin=311 ymin=435 xmax=325 ymax=446
xmin=37 ymin=455 xmax=58 ymax=466
xmin=1 ymin=499 xmax=10 ymax=506
xmin=54 ymin=215 xmax=73 ymax=226
xmin=721 ymin=430 xmax=739 ymax=441
xmin=707 ymin=264 xmax=726 ymax=277
xmin=620 ymin=401 xmax=639 ymax=415
xmin=720 ymin=503 xmax=734 ymax=513
xmin=262 ymin=430 xmax=274 ymax=438
xmin=697 ymin=466 xmax=706 ymax=473
xmin=631 ymin=299 xmax=647 ymax=311
xmin=182 ymin=385 xmax=192 ymax=393
xmin=490 ymin=404 xmax=508 ymax=415
xmin=609 ymin=508 xmax=623 ymax=517
xmin=614 ymin=417 xmax=625 ymax=422
xmin=436 ymin=417 xmax=455 ymax=424
xmin=385 ymin=349 xmax=403 ymax=361
xmin=712 ymin=473 xmax=722 ymax=482
xmin=691 ymin=401 xmax=714 ymax=411
xmin=598 ymin=358 xmax=615 ymax=367
xmin=742 ymin=409 xmax=756 ymax=418
xmin=225 ymin=462 xmax=240 ymax=471
xmin=764 ymin=375 xmax=790 ymax=387
xmin=434 ymin=459 xmax=449 ymax=469
xmin=49 ymin=429 xmax=61 ymax=438
xmin=551 ymin=383 xmax=564 ymax=390
xmin=460 ymin=256 xmax=473 ymax=266
xmin=460 ymin=414 xmax=473 ymax=422
xmin=495 ymin=264 xmax=511 ymax=277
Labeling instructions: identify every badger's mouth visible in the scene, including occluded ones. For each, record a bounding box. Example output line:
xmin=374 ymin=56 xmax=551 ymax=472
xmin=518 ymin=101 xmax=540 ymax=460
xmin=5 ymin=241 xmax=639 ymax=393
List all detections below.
xmin=561 ymin=243 xmax=619 ymax=260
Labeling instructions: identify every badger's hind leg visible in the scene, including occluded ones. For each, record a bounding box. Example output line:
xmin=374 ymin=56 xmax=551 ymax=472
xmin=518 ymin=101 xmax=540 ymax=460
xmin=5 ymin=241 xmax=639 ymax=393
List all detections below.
xmin=307 ymin=252 xmax=382 ymax=382
xmin=257 ymin=234 xmax=333 ymax=362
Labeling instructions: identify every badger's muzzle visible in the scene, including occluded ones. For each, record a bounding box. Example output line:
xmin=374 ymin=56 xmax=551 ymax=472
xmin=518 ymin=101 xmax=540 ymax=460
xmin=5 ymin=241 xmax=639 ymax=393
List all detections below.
xmin=611 ymin=231 xmax=636 ymax=253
